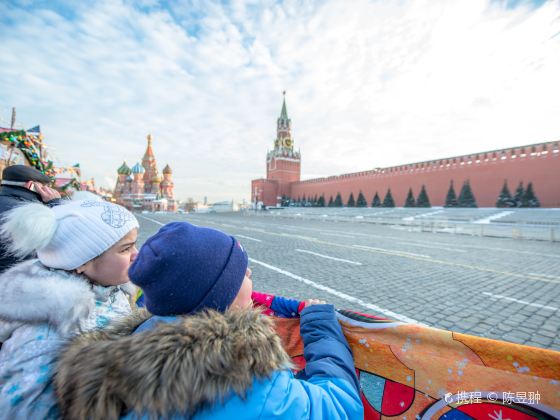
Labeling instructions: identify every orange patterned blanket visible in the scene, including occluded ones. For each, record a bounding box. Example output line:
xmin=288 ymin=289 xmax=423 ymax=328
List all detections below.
xmin=273 ymin=310 xmax=560 ymax=420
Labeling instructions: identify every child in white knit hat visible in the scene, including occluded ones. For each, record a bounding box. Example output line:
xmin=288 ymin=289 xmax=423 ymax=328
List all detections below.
xmin=0 ymin=199 xmax=139 ymax=419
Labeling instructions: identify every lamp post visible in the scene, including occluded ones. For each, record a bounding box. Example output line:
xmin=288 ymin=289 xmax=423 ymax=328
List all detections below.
xmin=254 ymin=187 xmax=261 ymax=211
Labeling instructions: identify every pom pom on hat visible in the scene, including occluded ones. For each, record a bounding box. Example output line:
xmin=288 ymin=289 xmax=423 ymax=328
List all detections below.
xmin=1 ymin=200 xmax=139 ymax=270
xmin=129 ymin=222 xmax=248 ymax=316
xmin=1 ymin=203 xmax=57 ymax=258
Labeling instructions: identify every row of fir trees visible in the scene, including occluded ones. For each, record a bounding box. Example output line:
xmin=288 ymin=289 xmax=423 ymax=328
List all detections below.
xmin=443 ymin=180 xmax=477 ymax=208
xmin=444 ymin=180 xmax=540 ymax=208
xmin=496 ymin=181 xmax=540 ymax=208
xmin=291 ymin=187 xmax=430 ymax=208
xmin=289 ymin=180 xmax=539 ymax=208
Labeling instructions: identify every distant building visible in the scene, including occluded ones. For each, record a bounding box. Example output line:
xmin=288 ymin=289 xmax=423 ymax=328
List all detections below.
xmin=114 ymin=134 xmax=177 ymax=212
xmin=211 ymin=200 xmax=238 ymax=212
xmin=252 ymin=95 xmax=560 ymax=207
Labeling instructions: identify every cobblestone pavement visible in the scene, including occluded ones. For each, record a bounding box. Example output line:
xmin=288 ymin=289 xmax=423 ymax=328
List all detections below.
xmin=136 ymin=212 xmax=560 ymax=351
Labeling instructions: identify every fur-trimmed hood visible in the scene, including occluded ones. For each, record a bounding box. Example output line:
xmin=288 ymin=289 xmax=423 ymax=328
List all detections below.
xmin=0 ymin=259 xmax=136 ymax=341
xmin=54 ymin=308 xmax=292 ymax=420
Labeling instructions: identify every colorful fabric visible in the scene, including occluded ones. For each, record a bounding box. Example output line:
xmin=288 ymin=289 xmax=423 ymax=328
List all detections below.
xmin=135 ymin=288 xmax=145 ymax=307
xmin=251 ymin=290 xmax=306 ymax=317
xmin=272 ymin=309 xmax=560 ymax=420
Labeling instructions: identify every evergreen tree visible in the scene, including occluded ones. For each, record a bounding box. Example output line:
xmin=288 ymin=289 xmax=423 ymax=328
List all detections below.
xmin=371 ymin=192 xmax=381 ymax=207
xmin=404 ymin=188 xmax=416 ymax=207
xmin=334 ymin=193 xmax=343 ymax=207
xmin=513 ymin=182 xmax=524 ymax=207
xmin=382 ymin=189 xmax=395 ymax=207
xmin=444 ymin=181 xmax=458 ymax=208
xmin=317 ymin=195 xmax=325 ymax=207
xmin=496 ymin=181 xmax=514 ymax=208
xmin=301 ymin=194 xmax=307 ymax=207
xmin=522 ymin=182 xmax=540 ymax=208
xmin=347 ymin=192 xmax=356 ymax=207
xmin=416 ymin=185 xmax=431 ymax=207
xmin=356 ymin=191 xmax=367 ymax=207
xmin=328 ymin=196 xmax=334 ymax=207
xmin=458 ymin=180 xmax=477 ymax=207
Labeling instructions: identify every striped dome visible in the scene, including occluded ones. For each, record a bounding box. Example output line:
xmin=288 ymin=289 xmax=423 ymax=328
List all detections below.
xmin=117 ymin=161 xmax=131 ymax=175
xmin=131 ymin=162 xmax=145 ymax=174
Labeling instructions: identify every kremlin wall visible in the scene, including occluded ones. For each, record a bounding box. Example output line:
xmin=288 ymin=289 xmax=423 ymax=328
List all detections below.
xmin=252 ymin=96 xmax=560 ymax=208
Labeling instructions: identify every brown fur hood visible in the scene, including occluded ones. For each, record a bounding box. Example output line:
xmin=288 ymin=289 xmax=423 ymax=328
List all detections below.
xmin=54 ymin=308 xmax=292 ymax=420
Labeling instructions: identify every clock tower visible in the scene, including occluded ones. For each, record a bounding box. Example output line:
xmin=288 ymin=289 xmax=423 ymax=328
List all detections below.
xmin=265 ymin=92 xmax=301 ymax=199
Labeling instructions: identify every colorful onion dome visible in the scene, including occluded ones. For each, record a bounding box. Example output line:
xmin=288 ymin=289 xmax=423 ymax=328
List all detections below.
xmin=152 ymin=172 xmax=163 ymax=183
xmin=117 ymin=161 xmax=131 ymax=175
xmin=163 ymin=164 xmax=172 ymax=174
xmin=131 ymin=162 xmax=145 ymax=174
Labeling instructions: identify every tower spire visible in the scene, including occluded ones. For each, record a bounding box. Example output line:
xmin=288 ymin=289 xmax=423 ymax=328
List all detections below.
xmin=280 ymin=91 xmax=288 ymax=120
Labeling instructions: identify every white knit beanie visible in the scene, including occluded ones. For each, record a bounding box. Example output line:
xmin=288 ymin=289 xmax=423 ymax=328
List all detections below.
xmin=1 ymin=200 xmax=139 ymax=270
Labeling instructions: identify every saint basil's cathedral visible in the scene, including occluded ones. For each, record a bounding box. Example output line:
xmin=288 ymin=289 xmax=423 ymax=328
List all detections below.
xmin=114 ymin=134 xmax=177 ymax=212
xmin=252 ymin=95 xmax=559 ymax=208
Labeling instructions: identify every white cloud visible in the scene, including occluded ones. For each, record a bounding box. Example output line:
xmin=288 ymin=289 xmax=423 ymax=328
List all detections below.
xmin=1 ymin=0 xmax=559 ymax=202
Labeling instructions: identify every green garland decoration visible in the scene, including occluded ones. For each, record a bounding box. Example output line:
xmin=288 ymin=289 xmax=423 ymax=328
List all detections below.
xmin=0 ymin=130 xmax=56 ymax=178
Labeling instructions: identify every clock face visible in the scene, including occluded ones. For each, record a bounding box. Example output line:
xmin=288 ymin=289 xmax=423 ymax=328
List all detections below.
xmin=284 ymin=138 xmax=292 ymax=148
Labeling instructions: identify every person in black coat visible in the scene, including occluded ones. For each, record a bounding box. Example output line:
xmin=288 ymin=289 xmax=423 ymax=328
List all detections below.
xmin=0 ymin=165 xmax=63 ymax=274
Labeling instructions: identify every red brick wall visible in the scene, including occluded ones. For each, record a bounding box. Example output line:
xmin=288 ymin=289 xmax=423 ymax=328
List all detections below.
xmin=288 ymin=142 xmax=560 ymax=207
xmin=267 ymin=157 xmax=301 ymax=198
xmin=251 ymin=178 xmax=279 ymax=206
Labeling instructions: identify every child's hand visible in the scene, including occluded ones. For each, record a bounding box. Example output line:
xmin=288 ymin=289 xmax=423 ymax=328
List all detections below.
xmin=303 ymin=299 xmax=326 ymax=307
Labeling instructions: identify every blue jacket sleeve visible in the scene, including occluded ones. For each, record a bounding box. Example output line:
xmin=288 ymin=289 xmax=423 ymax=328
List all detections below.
xmin=259 ymin=305 xmax=363 ymax=419
xmin=297 ymin=304 xmax=360 ymax=393
xmin=270 ymin=295 xmax=303 ymax=318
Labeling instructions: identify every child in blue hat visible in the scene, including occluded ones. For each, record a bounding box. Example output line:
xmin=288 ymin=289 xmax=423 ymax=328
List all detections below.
xmin=54 ymin=222 xmax=363 ymax=420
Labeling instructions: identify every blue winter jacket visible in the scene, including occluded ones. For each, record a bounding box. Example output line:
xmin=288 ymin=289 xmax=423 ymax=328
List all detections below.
xmin=54 ymin=305 xmax=364 ymax=419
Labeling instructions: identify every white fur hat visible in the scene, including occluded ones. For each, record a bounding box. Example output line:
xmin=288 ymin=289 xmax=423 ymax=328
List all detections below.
xmin=1 ymin=200 xmax=139 ymax=270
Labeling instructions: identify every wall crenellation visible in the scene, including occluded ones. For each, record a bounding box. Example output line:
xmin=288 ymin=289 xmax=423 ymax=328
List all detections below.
xmin=295 ymin=140 xmax=559 ymax=186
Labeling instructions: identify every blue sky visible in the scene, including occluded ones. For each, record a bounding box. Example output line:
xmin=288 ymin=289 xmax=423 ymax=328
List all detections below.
xmin=1 ymin=0 xmax=559 ymax=202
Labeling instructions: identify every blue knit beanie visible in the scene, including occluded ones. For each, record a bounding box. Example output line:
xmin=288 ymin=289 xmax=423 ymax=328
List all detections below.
xmin=129 ymin=222 xmax=248 ymax=316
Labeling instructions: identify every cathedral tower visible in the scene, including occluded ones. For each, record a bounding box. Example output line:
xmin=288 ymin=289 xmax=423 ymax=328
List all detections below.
xmin=161 ymin=164 xmax=177 ymax=211
xmin=115 ymin=161 xmax=131 ymax=198
xmin=142 ymin=134 xmax=158 ymax=194
xmin=131 ymin=162 xmax=145 ymax=197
